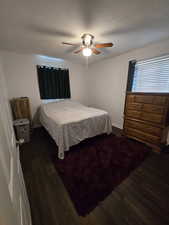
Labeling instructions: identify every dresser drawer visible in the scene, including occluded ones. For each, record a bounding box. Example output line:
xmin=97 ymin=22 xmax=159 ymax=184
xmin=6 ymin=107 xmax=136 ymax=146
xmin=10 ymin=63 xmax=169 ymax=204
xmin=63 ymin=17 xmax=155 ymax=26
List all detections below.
xmin=141 ymin=112 xmax=163 ymax=124
xmin=124 ymin=127 xmax=160 ymax=145
xmin=126 ymin=95 xmax=135 ymax=103
xmin=124 ymin=119 xmax=162 ymax=136
xmin=127 ymin=103 xmax=142 ymax=111
xmin=126 ymin=109 xmax=164 ymax=124
xmin=125 ymin=110 xmax=141 ymax=119
xmin=153 ymin=96 xmax=168 ymax=105
xmin=135 ymin=95 xmax=154 ymax=104
xmin=126 ymin=94 xmax=168 ymax=106
xmin=142 ymin=104 xmax=164 ymax=114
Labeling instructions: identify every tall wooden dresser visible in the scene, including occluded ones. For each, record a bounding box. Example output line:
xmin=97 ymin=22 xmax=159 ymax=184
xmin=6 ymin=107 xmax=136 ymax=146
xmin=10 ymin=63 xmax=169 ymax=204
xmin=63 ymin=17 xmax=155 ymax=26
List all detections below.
xmin=123 ymin=93 xmax=169 ymax=152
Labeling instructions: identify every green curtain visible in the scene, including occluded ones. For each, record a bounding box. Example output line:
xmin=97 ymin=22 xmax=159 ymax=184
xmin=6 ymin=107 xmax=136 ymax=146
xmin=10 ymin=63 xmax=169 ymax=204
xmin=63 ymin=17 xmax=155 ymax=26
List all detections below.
xmin=37 ymin=66 xmax=71 ymax=99
xmin=126 ymin=60 xmax=136 ymax=92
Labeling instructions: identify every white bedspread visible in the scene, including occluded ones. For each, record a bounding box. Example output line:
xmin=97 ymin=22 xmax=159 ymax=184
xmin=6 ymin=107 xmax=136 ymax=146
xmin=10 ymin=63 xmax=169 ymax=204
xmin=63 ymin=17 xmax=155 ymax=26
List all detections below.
xmin=40 ymin=100 xmax=112 ymax=159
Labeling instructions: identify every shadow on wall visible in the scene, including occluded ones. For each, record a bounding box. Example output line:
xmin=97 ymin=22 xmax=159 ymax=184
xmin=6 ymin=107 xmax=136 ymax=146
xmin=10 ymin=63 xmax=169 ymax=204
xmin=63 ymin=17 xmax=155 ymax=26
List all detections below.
xmin=32 ymin=106 xmax=41 ymax=128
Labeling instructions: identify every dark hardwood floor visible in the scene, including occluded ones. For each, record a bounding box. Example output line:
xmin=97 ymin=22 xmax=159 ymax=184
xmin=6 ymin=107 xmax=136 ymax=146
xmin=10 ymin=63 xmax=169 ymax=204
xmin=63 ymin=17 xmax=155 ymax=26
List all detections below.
xmin=20 ymin=128 xmax=169 ymax=225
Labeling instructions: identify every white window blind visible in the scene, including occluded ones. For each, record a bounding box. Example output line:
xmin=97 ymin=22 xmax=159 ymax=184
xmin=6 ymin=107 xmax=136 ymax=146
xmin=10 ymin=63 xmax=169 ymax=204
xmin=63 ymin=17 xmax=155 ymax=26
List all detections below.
xmin=132 ymin=55 xmax=169 ymax=92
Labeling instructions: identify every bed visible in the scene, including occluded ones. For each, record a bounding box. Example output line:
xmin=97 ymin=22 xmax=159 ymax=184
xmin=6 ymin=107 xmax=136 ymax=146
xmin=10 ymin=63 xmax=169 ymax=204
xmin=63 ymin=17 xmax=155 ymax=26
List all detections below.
xmin=40 ymin=100 xmax=112 ymax=159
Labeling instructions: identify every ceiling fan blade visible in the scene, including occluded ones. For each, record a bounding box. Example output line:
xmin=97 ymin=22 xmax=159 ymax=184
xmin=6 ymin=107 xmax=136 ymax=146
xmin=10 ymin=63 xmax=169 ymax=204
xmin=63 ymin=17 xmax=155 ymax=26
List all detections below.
xmin=92 ymin=48 xmax=101 ymax=55
xmin=62 ymin=42 xmax=77 ymax=46
xmin=74 ymin=48 xmax=83 ymax=54
xmin=95 ymin=43 xmax=113 ymax=48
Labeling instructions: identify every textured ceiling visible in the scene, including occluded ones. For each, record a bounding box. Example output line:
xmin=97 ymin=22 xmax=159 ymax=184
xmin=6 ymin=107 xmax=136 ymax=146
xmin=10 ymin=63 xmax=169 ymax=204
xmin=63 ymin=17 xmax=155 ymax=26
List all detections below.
xmin=0 ymin=0 xmax=169 ymax=64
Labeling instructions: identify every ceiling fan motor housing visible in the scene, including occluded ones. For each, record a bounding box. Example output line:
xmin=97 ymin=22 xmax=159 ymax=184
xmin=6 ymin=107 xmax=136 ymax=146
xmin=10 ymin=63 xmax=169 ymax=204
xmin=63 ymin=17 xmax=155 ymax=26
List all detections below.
xmin=81 ymin=33 xmax=94 ymax=47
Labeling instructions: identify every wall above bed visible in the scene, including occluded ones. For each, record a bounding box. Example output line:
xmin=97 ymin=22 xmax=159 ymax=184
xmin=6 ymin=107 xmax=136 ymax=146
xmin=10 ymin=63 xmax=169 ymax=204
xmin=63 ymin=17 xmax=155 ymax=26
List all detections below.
xmin=0 ymin=51 xmax=88 ymax=127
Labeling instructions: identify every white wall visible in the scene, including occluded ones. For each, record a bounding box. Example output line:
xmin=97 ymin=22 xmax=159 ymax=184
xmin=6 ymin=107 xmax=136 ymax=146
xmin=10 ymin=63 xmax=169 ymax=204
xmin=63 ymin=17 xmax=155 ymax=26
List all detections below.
xmin=87 ymin=38 xmax=169 ymax=129
xmin=1 ymin=38 xmax=169 ymax=130
xmin=0 ymin=51 xmax=88 ymax=126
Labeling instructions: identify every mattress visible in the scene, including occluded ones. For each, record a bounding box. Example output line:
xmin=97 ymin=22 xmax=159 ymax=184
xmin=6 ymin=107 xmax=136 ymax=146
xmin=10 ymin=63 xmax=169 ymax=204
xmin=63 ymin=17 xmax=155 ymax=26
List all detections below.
xmin=40 ymin=100 xmax=112 ymax=159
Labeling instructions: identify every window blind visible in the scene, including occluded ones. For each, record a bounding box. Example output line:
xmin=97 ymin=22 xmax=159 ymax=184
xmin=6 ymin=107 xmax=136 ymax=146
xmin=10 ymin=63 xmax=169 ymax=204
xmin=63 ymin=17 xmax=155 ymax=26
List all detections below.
xmin=132 ymin=55 xmax=169 ymax=93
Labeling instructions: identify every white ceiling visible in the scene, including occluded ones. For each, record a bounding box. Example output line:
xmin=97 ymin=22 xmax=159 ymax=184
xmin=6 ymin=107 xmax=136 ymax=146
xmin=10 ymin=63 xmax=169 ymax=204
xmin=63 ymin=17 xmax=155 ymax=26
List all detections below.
xmin=0 ymin=0 xmax=169 ymax=64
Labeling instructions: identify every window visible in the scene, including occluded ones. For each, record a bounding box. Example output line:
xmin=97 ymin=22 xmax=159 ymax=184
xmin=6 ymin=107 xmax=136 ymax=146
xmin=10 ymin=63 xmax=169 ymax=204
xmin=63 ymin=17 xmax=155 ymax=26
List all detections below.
xmin=37 ymin=65 xmax=71 ymax=99
xmin=127 ymin=55 xmax=169 ymax=93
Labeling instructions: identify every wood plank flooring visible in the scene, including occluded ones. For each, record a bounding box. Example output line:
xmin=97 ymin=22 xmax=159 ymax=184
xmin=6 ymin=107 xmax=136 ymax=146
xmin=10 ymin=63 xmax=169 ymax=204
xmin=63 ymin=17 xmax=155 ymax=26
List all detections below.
xmin=20 ymin=128 xmax=169 ymax=225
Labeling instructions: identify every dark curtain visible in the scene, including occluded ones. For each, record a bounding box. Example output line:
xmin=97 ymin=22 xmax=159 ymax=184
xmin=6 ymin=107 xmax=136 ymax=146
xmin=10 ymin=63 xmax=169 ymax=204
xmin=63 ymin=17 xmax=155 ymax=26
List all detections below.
xmin=126 ymin=60 xmax=136 ymax=92
xmin=37 ymin=66 xmax=71 ymax=99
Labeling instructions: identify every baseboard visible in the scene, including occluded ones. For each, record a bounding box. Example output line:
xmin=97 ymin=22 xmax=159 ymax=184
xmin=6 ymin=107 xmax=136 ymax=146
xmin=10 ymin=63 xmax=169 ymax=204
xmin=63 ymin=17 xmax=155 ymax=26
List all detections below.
xmin=112 ymin=123 xmax=122 ymax=129
xmin=111 ymin=125 xmax=123 ymax=136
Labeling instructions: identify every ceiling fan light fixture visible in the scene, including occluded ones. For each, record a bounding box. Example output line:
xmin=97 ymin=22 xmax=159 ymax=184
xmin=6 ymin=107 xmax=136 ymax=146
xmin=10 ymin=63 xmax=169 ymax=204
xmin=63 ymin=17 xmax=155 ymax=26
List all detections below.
xmin=82 ymin=47 xmax=92 ymax=57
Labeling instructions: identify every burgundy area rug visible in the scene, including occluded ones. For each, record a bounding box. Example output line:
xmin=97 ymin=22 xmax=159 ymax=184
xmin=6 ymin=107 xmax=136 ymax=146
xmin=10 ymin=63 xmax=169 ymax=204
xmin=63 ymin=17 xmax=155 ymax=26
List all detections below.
xmin=52 ymin=134 xmax=149 ymax=216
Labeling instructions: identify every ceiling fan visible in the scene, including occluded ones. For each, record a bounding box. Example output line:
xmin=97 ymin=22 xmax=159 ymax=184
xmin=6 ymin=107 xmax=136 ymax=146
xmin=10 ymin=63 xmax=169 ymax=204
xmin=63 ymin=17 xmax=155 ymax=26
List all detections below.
xmin=62 ymin=33 xmax=113 ymax=56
